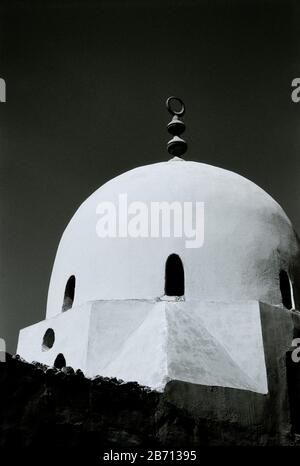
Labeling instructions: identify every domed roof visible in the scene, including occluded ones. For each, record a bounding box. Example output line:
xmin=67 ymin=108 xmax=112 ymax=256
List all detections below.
xmin=46 ymin=158 xmax=300 ymax=318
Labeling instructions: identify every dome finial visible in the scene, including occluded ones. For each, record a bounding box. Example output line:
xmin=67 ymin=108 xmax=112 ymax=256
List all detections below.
xmin=166 ymin=96 xmax=187 ymax=158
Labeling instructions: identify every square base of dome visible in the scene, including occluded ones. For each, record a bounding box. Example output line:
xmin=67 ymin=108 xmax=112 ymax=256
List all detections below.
xmin=16 ymin=299 xmax=284 ymax=394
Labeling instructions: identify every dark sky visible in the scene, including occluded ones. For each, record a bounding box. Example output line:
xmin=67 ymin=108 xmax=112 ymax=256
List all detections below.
xmin=0 ymin=0 xmax=299 ymax=353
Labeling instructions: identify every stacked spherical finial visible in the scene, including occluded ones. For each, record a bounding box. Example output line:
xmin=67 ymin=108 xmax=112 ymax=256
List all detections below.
xmin=166 ymin=96 xmax=187 ymax=157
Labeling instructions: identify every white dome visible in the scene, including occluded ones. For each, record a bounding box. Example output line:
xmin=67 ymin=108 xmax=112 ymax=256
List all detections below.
xmin=46 ymin=159 xmax=300 ymax=318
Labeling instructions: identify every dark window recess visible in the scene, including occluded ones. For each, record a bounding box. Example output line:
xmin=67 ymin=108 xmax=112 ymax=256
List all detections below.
xmin=165 ymin=254 xmax=185 ymax=296
xmin=54 ymin=353 xmax=66 ymax=369
xmin=42 ymin=328 xmax=55 ymax=351
xmin=280 ymin=270 xmax=293 ymax=310
xmin=62 ymin=275 xmax=76 ymax=311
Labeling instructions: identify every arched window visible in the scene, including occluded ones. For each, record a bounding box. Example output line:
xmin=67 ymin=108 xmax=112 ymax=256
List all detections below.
xmin=62 ymin=275 xmax=75 ymax=311
xmin=42 ymin=328 xmax=55 ymax=351
xmin=165 ymin=254 xmax=184 ymax=296
xmin=280 ymin=270 xmax=294 ymax=310
xmin=54 ymin=353 xmax=66 ymax=369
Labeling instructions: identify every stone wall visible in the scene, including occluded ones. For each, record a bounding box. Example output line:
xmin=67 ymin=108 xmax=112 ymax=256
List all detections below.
xmin=0 ymin=354 xmax=297 ymax=450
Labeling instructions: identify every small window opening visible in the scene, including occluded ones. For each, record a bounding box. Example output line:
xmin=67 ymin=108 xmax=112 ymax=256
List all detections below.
xmin=42 ymin=328 xmax=55 ymax=351
xmin=280 ymin=270 xmax=294 ymax=310
xmin=165 ymin=254 xmax=184 ymax=296
xmin=54 ymin=353 xmax=66 ymax=369
xmin=62 ymin=275 xmax=75 ymax=311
